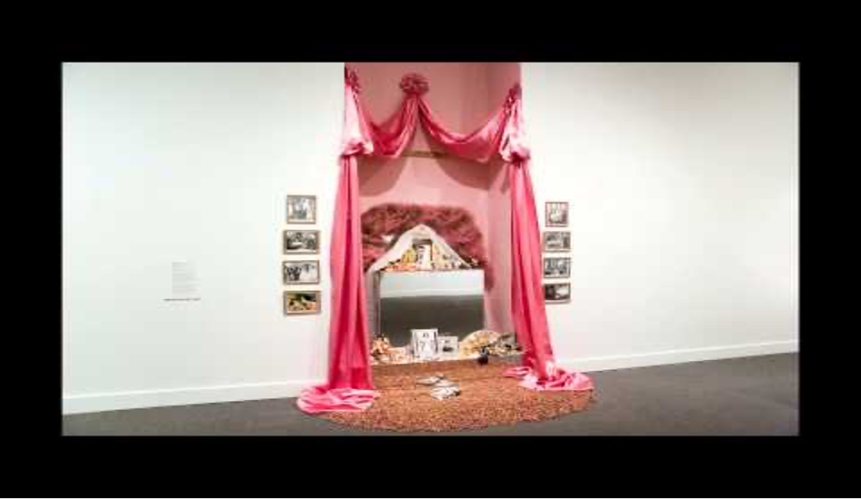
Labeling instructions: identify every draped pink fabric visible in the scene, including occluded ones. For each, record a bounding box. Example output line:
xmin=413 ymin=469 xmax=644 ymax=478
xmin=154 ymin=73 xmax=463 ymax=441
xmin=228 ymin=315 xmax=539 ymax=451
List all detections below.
xmin=297 ymin=68 xmax=592 ymax=414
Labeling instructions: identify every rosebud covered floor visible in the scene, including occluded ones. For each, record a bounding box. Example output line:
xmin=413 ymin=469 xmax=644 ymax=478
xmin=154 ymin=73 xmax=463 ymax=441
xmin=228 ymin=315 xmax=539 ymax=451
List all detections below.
xmin=322 ymin=358 xmax=593 ymax=432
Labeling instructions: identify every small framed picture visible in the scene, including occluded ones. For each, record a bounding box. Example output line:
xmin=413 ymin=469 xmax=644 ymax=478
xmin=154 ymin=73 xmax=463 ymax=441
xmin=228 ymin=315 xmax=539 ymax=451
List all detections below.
xmin=543 ymin=256 xmax=571 ymax=279
xmin=284 ymin=290 xmax=321 ymax=315
xmin=411 ymin=328 xmax=439 ymax=361
xmin=542 ymin=231 xmax=571 ymax=252
xmin=284 ymin=230 xmax=320 ymax=254
xmin=287 ymin=195 xmax=317 ymax=224
xmin=544 ymin=283 xmax=571 ymax=304
xmin=437 ymin=336 xmax=459 ymax=360
xmin=545 ymin=201 xmax=569 ymax=227
xmin=283 ymin=260 xmax=320 ymax=285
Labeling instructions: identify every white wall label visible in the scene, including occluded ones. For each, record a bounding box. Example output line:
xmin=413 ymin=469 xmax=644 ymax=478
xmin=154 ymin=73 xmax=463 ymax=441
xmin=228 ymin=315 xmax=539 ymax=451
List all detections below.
xmin=166 ymin=261 xmax=201 ymax=301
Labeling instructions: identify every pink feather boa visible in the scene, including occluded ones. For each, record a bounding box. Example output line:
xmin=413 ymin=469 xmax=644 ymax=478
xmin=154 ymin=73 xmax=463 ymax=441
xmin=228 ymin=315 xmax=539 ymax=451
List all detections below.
xmin=361 ymin=203 xmax=494 ymax=290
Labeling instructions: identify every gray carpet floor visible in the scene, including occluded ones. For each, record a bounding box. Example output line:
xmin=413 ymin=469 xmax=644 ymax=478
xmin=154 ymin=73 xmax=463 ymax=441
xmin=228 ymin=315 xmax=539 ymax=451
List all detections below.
xmin=62 ymin=353 xmax=798 ymax=436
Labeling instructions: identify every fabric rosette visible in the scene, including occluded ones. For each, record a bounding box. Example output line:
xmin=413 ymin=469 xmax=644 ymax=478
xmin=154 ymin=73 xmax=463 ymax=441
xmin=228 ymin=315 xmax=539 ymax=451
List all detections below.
xmin=399 ymin=73 xmax=429 ymax=96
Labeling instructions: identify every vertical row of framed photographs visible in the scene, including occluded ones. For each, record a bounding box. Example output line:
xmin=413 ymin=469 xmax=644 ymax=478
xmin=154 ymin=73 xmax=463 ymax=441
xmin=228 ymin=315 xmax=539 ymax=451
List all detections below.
xmin=542 ymin=201 xmax=571 ymax=304
xmin=283 ymin=195 xmax=322 ymax=315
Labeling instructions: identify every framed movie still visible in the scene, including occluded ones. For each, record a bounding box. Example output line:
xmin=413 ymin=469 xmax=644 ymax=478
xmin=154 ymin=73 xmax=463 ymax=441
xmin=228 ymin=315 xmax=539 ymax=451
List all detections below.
xmin=283 ymin=260 xmax=320 ymax=285
xmin=542 ymin=231 xmax=571 ymax=253
xmin=284 ymin=290 xmax=321 ymax=315
xmin=545 ymin=201 xmax=569 ymax=227
xmin=543 ymin=256 xmax=571 ymax=279
xmin=437 ymin=336 xmax=459 ymax=360
xmin=411 ymin=328 xmax=439 ymax=361
xmin=543 ymin=283 xmax=571 ymax=304
xmin=286 ymin=195 xmax=317 ymax=224
xmin=283 ymin=230 xmax=320 ymax=255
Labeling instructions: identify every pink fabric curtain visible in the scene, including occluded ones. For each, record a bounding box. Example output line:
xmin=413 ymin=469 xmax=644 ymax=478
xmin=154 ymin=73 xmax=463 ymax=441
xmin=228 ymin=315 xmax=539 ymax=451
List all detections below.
xmin=297 ymin=68 xmax=592 ymax=414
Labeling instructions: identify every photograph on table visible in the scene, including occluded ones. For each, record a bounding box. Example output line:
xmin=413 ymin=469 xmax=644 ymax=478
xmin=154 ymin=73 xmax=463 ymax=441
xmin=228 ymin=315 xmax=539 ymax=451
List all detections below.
xmin=284 ymin=290 xmax=321 ymax=315
xmin=542 ymin=231 xmax=571 ymax=252
xmin=411 ymin=328 xmax=439 ymax=361
xmin=283 ymin=229 xmax=319 ymax=254
xmin=437 ymin=336 xmax=460 ymax=360
xmin=286 ymin=195 xmax=316 ymax=224
xmin=543 ymin=256 xmax=571 ymax=279
xmin=543 ymin=282 xmax=571 ymax=304
xmin=545 ymin=201 xmax=569 ymax=227
xmin=283 ymin=260 xmax=320 ymax=285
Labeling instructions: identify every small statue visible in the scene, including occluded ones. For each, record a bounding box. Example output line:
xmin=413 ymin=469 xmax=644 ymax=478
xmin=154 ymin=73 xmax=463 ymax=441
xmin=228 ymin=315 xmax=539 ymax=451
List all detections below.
xmin=478 ymin=346 xmax=490 ymax=365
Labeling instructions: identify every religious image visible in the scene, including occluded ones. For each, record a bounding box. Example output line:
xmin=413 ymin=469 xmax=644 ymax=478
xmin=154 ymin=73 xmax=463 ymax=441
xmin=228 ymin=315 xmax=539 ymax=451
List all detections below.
xmin=284 ymin=230 xmax=319 ymax=254
xmin=542 ymin=231 xmax=571 ymax=252
xmin=543 ymin=256 xmax=571 ymax=279
xmin=286 ymin=195 xmax=316 ymax=224
xmin=283 ymin=260 xmax=320 ymax=285
xmin=284 ymin=290 xmax=321 ymax=315
xmin=545 ymin=201 xmax=569 ymax=227
xmin=543 ymin=283 xmax=571 ymax=304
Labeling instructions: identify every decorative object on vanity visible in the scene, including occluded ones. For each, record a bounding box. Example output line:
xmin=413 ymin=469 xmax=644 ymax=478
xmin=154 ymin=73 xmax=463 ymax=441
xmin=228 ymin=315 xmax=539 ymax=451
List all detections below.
xmin=371 ymin=336 xmax=394 ymax=364
xmin=543 ymin=283 xmax=571 ymax=304
xmin=437 ymin=336 xmax=460 ymax=360
xmin=477 ymin=347 xmax=490 ymax=365
xmin=545 ymin=201 xmax=569 ymax=227
xmin=459 ymin=330 xmax=502 ymax=358
xmin=410 ymin=328 xmax=439 ymax=361
xmin=430 ymin=385 xmax=461 ymax=400
xmin=283 ymin=229 xmax=319 ymax=254
xmin=416 ymin=374 xmax=446 ymax=386
xmin=286 ymin=195 xmax=317 ymax=224
xmin=361 ymin=203 xmax=494 ymax=289
xmin=283 ymin=260 xmax=320 ymax=285
xmin=543 ymin=256 xmax=571 ymax=279
xmin=542 ymin=231 xmax=571 ymax=253
xmin=284 ymin=290 xmax=321 ymax=315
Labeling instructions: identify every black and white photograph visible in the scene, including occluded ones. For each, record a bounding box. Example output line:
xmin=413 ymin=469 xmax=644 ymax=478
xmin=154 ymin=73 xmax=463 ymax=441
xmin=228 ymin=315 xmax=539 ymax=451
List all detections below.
xmin=283 ymin=230 xmax=319 ymax=254
xmin=542 ymin=231 xmax=571 ymax=252
xmin=286 ymin=194 xmax=317 ymax=224
xmin=543 ymin=256 xmax=571 ymax=279
xmin=283 ymin=260 xmax=320 ymax=285
xmin=284 ymin=290 xmax=321 ymax=315
xmin=437 ymin=336 xmax=459 ymax=360
xmin=411 ymin=328 xmax=439 ymax=361
xmin=545 ymin=201 xmax=569 ymax=227
xmin=543 ymin=282 xmax=571 ymax=304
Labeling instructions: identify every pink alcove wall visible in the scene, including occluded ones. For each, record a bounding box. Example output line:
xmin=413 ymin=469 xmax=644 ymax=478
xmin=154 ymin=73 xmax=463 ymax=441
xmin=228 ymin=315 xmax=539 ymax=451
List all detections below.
xmin=349 ymin=62 xmax=520 ymax=334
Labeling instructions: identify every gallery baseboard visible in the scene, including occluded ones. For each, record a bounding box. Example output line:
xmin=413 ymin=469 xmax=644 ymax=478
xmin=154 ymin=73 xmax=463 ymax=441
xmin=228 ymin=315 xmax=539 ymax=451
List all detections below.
xmin=558 ymin=340 xmax=798 ymax=373
xmin=64 ymin=340 xmax=797 ymax=415
xmin=62 ymin=379 xmax=325 ymax=415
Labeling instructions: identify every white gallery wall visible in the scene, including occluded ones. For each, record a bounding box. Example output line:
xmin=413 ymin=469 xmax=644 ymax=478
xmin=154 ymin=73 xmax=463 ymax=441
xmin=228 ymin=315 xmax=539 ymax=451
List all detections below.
xmin=524 ymin=63 xmax=799 ymax=371
xmin=63 ymin=63 xmax=343 ymax=413
xmin=63 ymin=62 xmax=798 ymax=414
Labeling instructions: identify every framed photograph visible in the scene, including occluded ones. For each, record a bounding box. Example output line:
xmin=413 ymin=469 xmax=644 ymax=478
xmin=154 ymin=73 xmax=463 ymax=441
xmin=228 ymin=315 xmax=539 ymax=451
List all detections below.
xmin=283 ymin=260 xmax=320 ymax=285
xmin=411 ymin=328 xmax=439 ymax=361
xmin=284 ymin=230 xmax=319 ymax=254
xmin=544 ymin=283 xmax=571 ymax=304
xmin=545 ymin=201 xmax=569 ymax=227
xmin=542 ymin=231 xmax=571 ymax=252
xmin=286 ymin=195 xmax=317 ymax=224
xmin=284 ymin=290 xmax=321 ymax=315
xmin=437 ymin=336 xmax=459 ymax=360
xmin=543 ymin=256 xmax=571 ymax=279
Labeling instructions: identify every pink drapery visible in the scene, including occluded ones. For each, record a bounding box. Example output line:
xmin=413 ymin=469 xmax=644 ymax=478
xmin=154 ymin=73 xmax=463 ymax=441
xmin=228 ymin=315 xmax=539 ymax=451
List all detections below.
xmin=297 ymin=69 xmax=593 ymax=414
